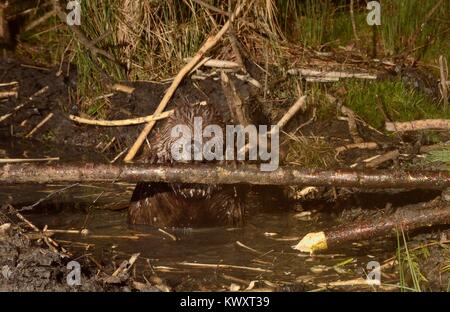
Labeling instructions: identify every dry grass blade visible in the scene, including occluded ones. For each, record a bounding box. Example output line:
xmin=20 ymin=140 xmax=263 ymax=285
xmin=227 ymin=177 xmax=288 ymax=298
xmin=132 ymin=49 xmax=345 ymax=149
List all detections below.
xmin=177 ymin=261 xmax=272 ymax=273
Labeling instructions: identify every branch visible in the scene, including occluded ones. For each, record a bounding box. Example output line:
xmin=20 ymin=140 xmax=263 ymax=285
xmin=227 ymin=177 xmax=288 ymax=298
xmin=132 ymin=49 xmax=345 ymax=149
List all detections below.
xmin=3 ymin=164 xmax=450 ymax=188
xmin=184 ymin=57 xmax=240 ymax=69
xmin=287 ymin=68 xmax=377 ymax=80
xmin=386 ymin=119 xmax=450 ymax=132
xmin=69 ymin=110 xmax=173 ymax=127
xmin=294 ymin=199 xmax=450 ymax=253
xmin=220 ymin=71 xmax=247 ymax=125
xmin=364 ymin=150 xmax=400 ymax=168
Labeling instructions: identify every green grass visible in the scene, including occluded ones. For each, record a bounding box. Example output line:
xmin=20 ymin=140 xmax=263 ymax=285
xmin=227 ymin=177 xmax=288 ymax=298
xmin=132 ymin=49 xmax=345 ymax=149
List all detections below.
xmin=278 ymin=0 xmax=450 ymax=61
xmin=309 ymin=76 xmax=450 ymax=131
xmin=380 ymin=0 xmax=450 ymax=61
xmin=18 ymin=15 xmax=71 ymax=65
xmin=425 ymin=148 xmax=450 ymax=170
xmin=396 ymin=230 xmax=428 ymax=292
xmin=338 ymin=78 xmax=450 ymax=129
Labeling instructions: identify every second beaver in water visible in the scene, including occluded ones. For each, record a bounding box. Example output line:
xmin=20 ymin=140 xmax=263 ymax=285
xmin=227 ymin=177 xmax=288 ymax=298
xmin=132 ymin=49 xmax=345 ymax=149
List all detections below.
xmin=128 ymin=103 xmax=247 ymax=228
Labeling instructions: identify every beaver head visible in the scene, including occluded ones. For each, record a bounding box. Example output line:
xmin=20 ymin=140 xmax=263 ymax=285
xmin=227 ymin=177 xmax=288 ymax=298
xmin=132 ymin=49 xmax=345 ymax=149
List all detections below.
xmin=146 ymin=102 xmax=227 ymax=199
xmin=144 ymin=102 xmax=226 ymax=165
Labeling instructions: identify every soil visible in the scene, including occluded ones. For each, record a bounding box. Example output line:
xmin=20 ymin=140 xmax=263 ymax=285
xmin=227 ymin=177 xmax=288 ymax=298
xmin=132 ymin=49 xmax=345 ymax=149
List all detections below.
xmin=0 ymin=220 xmax=140 ymax=291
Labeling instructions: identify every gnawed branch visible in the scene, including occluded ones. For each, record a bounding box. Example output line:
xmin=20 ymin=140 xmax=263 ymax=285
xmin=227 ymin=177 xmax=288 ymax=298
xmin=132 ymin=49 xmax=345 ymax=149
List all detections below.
xmin=287 ymin=68 xmax=377 ymax=80
xmin=294 ymin=199 xmax=450 ymax=253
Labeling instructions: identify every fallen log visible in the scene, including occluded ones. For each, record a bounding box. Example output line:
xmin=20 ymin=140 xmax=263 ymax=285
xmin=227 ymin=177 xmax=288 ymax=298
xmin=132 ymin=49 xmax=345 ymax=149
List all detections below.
xmin=294 ymin=199 xmax=450 ymax=253
xmin=2 ymin=163 xmax=450 ymax=189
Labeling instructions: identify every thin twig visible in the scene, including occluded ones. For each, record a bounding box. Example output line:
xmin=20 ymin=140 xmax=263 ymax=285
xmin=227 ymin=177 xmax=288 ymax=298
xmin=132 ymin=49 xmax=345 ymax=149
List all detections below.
xmin=350 ymin=0 xmax=359 ymax=42
xmin=0 ymin=86 xmax=49 ymax=123
xmin=184 ymin=57 xmax=240 ymax=69
xmin=191 ymin=0 xmax=230 ymax=16
xmin=0 ymin=81 xmax=18 ymax=87
xmin=24 ymin=10 xmax=56 ymax=32
xmin=0 ymin=157 xmax=59 ymax=164
xmin=439 ymin=55 xmax=448 ymax=109
xmin=177 ymin=262 xmax=272 ymax=273
xmin=19 ymin=183 xmax=80 ymax=211
xmin=26 ymin=112 xmax=54 ymax=138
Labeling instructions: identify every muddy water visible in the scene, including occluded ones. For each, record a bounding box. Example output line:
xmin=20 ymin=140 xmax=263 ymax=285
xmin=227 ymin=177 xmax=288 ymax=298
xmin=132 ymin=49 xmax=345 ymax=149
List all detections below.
xmin=0 ymin=181 xmax=400 ymax=291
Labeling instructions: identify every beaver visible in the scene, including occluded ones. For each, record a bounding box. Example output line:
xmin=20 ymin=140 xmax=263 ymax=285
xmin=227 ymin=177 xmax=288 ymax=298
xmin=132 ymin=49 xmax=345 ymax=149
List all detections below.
xmin=128 ymin=103 xmax=247 ymax=228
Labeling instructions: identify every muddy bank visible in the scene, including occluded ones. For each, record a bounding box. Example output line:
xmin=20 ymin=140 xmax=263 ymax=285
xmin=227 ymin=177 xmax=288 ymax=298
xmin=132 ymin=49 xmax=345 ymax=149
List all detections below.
xmin=0 ymin=222 xmax=135 ymax=291
xmin=0 ymin=58 xmax=268 ymax=162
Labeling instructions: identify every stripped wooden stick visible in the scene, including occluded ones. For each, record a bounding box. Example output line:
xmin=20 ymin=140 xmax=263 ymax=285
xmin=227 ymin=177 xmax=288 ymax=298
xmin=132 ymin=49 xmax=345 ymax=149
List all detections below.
xmin=69 ymin=110 xmax=173 ymax=126
xmin=26 ymin=113 xmax=54 ymax=138
xmin=386 ymin=119 xmax=450 ymax=132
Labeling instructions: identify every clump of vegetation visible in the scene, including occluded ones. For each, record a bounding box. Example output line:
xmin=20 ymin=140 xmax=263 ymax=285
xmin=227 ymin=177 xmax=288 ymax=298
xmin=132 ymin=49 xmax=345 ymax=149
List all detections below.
xmin=425 ymin=148 xmax=450 ymax=170
xmin=396 ymin=230 xmax=428 ymax=292
xmin=395 ymin=230 xmax=450 ymax=292
xmin=284 ymin=133 xmax=336 ymax=169
xmin=339 ymin=78 xmax=450 ymax=129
